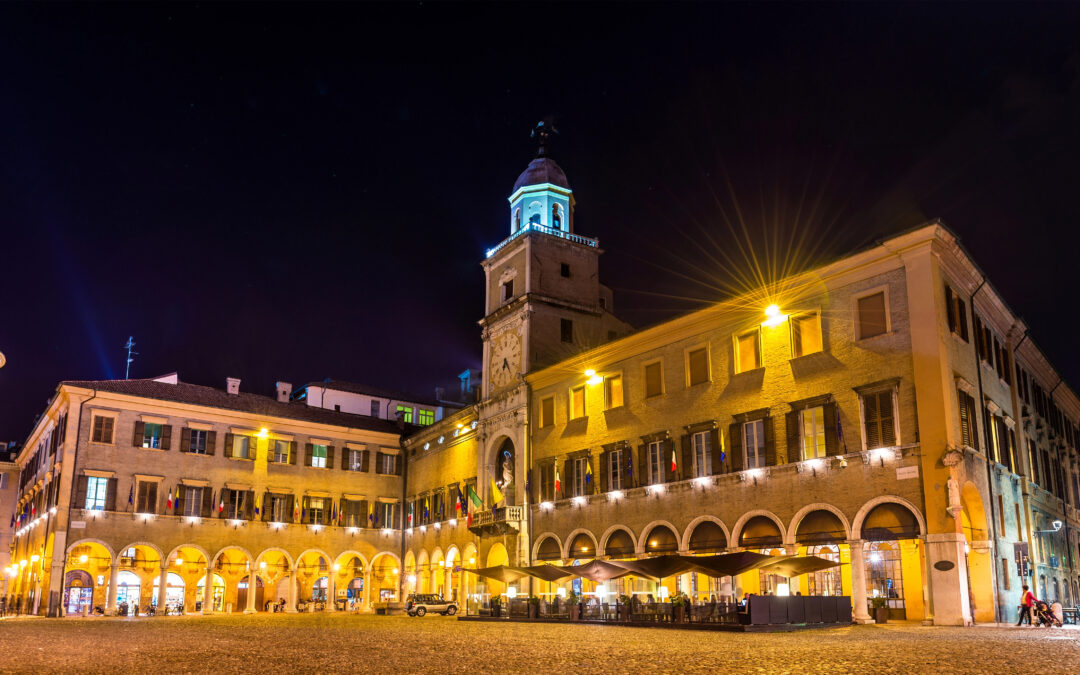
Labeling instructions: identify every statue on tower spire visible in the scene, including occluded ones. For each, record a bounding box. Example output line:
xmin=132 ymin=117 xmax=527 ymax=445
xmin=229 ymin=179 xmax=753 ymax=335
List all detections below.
xmin=531 ymin=117 xmax=558 ymax=158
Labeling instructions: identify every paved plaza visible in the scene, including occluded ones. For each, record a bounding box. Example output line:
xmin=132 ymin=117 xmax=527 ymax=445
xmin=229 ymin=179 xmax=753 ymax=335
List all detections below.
xmin=1 ymin=614 xmax=1078 ymax=674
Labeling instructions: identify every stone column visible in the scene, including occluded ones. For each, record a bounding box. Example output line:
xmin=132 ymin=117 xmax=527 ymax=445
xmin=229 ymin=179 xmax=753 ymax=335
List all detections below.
xmin=847 ymin=540 xmax=872 ymax=623
xmin=105 ymin=559 xmax=120 ymax=616
xmin=326 ymin=572 xmax=337 ymax=612
xmin=363 ymin=571 xmax=372 ymax=611
xmin=244 ymin=572 xmax=258 ymax=614
xmin=286 ymin=570 xmax=298 ymax=613
xmin=157 ymin=564 xmax=170 ymax=614
xmin=202 ymin=565 xmax=214 ymax=614
xmin=445 ymin=568 xmax=453 ymax=601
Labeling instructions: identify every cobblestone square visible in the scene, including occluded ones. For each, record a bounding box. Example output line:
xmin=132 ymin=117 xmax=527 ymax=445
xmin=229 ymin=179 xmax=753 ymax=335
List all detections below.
xmin=1 ymin=614 xmax=1078 ymax=674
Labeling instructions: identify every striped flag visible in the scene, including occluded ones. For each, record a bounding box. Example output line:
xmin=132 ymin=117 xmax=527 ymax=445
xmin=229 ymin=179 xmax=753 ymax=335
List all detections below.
xmin=719 ymin=428 xmax=727 ymax=463
xmin=166 ymin=487 xmax=173 ymax=511
xmin=671 ymin=447 xmax=678 ymax=474
xmin=554 ymin=464 xmax=561 ymax=495
xmin=218 ymin=493 xmax=224 ymax=515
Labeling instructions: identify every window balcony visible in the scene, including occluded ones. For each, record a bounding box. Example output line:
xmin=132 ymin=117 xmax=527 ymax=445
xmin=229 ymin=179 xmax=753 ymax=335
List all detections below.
xmin=468 ymin=506 xmax=524 ymax=537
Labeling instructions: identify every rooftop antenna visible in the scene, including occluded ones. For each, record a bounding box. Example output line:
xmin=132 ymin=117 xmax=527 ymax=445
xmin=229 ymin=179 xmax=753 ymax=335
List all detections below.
xmin=123 ymin=336 xmax=138 ymax=380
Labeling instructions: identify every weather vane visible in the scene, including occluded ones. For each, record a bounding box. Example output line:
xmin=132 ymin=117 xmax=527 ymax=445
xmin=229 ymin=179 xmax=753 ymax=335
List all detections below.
xmin=124 ymin=336 xmax=138 ymax=380
xmin=531 ymin=116 xmax=558 ymax=158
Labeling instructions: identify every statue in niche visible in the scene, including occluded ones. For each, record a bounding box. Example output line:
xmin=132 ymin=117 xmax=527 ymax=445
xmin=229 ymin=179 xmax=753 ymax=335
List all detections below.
xmin=947 ymin=476 xmax=961 ymax=514
xmin=501 ymin=449 xmax=513 ymax=486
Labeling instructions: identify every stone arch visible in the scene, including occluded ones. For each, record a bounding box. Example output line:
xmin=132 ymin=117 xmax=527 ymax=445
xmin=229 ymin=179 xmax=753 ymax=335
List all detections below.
xmin=680 ymin=516 xmax=730 ymax=552
xmin=403 ymin=550 xmax=416 ymax=570
xmin=732 ymin=510 xmax=788 ymax=549
xmin=562 ymin=528 xmax=599 ymax=559
xmin=787 ymin=503 xmax=852 ymax=546
xmin=599 ymin=524 xmax=638 ymax=558
xmin=117 ymin=540 xmax=165 ymax=565
xmin=532 ymin=533 xmax=563 ymax=561
xmin=370 ymin=550 xmax=401 ymax=567
xmin=417 ymin=549 xmax=430 ymax=568
xmin=333 ymin=550 xmax=368 ymax=570
xmin=166 ymin=543 xmax=210 ymax=565
xmin=66 ymin=538 xmax=116 ymax=561
xmin=254 ymin=547 xmax=295 ymax=570
xmin=294 ymin=547 xmax=334 ymax=569
xmin=852 ymin=495 xmax=927 ymax=540
xmin=959 ymin=482 xmax=989 ymax=542
xmin=210 ymin=545 xmax=255 ymax=567
xmin=638 ymin=520 xmax=681 ymax=555
xmin=445 ymin=545 xmax=460 ymax=567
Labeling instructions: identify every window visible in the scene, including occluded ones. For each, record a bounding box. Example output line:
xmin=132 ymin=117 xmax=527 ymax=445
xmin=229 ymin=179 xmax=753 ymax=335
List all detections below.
xmin=944 ymin=285 xmax=969 ymax=341
xmin=91 ymin=416 xmax=114 ymax=444
xmin=417 ymin=409 xmax=435 ymax=426
xmin=861 ymin=390 xmax=896 ymax=450
xmin=791 ymin=313 xmax=823 ymax=357
xmin=800 ymin=406 xmax=827 ymax=459
xmin=561 ymin=318 xmax=573 ymax=343
xmin=135 ymin=481 xmax=158 ymax=514
xmin=224 ymin=489 xmax=248 ymax=520
xmin=377 ymin=453 xmax=398 ymax=475
xmin=608 ymin=448 xmax=623 ymax=491
xmin=605 ymin=375 xmax=624 ymax=409
xmin=538 ymin=462 xmax=556 ymax=501
xmin=513 ymin=208 xmax=521 ymax=232
xmin=687 ymin=347 xmax=709 ymax=386
xmin=231 ymin=435 xmax=251 ymax=460
xmin=266 ymin=493 xmax=289 ymax=522
xmin=141 ymin=423 xmax=163 ymax=449
xmin=306 ymin=497 xmax=325 ymax=525
xmin=692 ymin=431 xmax=711 ymax=477
xmin=272 ymin=440 xmax=290 ymax=463
xmin=501 ymin=280 xmax=514 ymax=303
xmin=540 ymin=396 xmax=555 ymax=427
xmin=644 ymin=361 xmax=663 ymax=398
xmin=573 ymin=456 xmax=589 ymax=497
xmin=958 ymin=389 xmax=980 ymax=450
xmin=570 ymin=385 xmax=586 ymax=420
xmin=344 ymin=499 xmax=366 ymax=528
xmin=552 ymin=204 xmax=563 ymax=230
xmin=560 ymin=262 xmax=570 ymax=278
xmin=85 ymin=476 xmax=108 ymax=510
xmin=183 ymin=487 xmax=202 ymax=517
xmin=347 ymin=448 xmax=365 ymax=471
xmin=734 ymin=330 xmax=761 ymax=373
xmin=856 ymin=291 xmax=888 ymax=339
xmin=369 ymin=400 xmax=380 ymax=417
xmin=647 ymin=441 xmax=665 ymax=483
xmin=189 ymin=430 xmax=208 ymax=454
xmin=377 ymin=502 xmax=397 ymax=528
xmin=744 ymin=420 xmax=765 ymax=469
xmin=312 ymin=444 xmax=328 ymax=468
xmin=396 ymin=405 xmax=413 ymax=424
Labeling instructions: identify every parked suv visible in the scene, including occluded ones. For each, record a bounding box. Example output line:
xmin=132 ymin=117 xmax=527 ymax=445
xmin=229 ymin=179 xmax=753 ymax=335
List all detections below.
xmin=405 ymin=593 xmax=458 ymax=617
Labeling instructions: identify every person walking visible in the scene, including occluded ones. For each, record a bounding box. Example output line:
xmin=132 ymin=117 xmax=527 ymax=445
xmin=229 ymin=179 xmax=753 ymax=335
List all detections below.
xmin=1016 ymin=584 xmax=1035 ymax=626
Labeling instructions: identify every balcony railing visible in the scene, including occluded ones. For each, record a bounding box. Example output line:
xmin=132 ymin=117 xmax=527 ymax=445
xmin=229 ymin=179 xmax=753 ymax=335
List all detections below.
xmin=485 ymin=223 xmax=598 ymax=259
xmin=468 ymin=506 xmax=524 ymax=536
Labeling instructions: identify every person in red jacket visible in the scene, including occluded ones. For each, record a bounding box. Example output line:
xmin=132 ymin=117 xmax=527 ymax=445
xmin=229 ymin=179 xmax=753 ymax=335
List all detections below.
xmin=1016 ymin=585 xmax=1036 ymax=626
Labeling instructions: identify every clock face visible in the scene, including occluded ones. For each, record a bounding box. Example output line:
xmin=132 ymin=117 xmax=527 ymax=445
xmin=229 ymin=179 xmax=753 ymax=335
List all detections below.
xmin=489 ymin=331 xmax=522 ymax=390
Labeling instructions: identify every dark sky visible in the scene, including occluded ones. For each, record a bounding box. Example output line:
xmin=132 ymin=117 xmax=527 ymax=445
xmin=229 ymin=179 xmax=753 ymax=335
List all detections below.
xmin=2 ymin=3 xmax=1079 ymax=439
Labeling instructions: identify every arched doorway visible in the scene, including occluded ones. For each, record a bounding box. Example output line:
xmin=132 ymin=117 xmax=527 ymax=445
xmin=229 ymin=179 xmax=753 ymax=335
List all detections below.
xmin=152 ymin=572 xmax=186 ymax=613
xmin=114 ymin=571 xmax=140 ymax=615
xmin=196 ymin=574 xmax=225 ymax=613
xmin=64 ymin=570 xmax=93 ymax=615
xmin=795 ymin=510 xmax=847 ymax=597
xmin=860 ymin=501 xmax=923 ymax=620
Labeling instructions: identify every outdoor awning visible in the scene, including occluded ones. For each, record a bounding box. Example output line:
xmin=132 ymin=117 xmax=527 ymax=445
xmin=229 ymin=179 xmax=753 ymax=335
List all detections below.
xmin=683 ymin=551 xmax=777 ymax=577
xmin=469 ymin=566 xmax=530 ymax=584
xmin=756 ymin=555 xmax=842 ymax=578
xmin=573 ymin=560 xmax=642 ymax=582
xmin=520 ymin=564 xmax=578 ymax=583
xmin=608 ymin=555 xmax=687 ymax=580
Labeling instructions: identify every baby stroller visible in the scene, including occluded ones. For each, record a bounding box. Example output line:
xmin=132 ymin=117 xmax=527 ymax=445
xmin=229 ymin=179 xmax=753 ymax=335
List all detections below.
xmin=1034 ymin=600 xmax=1062 ymax=628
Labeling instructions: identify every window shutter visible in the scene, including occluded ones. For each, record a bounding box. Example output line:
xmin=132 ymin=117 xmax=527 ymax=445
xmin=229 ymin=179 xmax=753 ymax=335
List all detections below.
xmin=224 ymin=433 xmax=234 ymax=458
xmin=395 ymin=455 xmax=403 ymax=476
xmin=785 ymin=411 xmax=800 ymax=463
xmin=326 ymin=445 xmax=335 ymax=470
xmin=180 ymin=428 xmax=191 ymax=454
xmin=359 ymin=499 xmax=369 ymax=523
xmin=863 ymin=394 xmax=880 ymax=449
xmin=133 ymin=421 xmax=145 ymax=447
xmin=945 ymin=285 xmax=956 ymax=334
xmin=680 ymin=434 xmax=693 ymax=480
xmin=879 ymin=393 xmax=896 ymax=447
xmin=968 ymin=395 xmax=980 ymax=451
xmin=361 ymin=450 xmax=370 ymax=472
xmin=75 ymin=475 xmax=89 ymax=509
xmin=201 ymin=487 xmax=212 ymax=517
xmin=341 ymin=448 xmax=349 ymax=470
xmin=983 ymin=407 xmax=995 ymax=462
xmin=305 ymin=443 xmax=314 ymax=467
xmin=823 ymin=402 xmax=840 ymax=456
xmin=709 ymin=428 xmax=723 ymax=474
xmin=289 ymin=441 xmax=297 ymax=465
xmin=375 ymin=452 xmax=385 ymax=474
xmin=261 ymin=491 xmax=271 ymax=522
xmin=764 ymin=416 xmax=777 ymax=466
xmin=147 ymin=482 xmax=158 ymax=513
xmin=957 ymin=298 xmax=968 ymax=341
xmin=562 ymin=458 xmax=573 ymax=498
xmin=105 ymin=478 xmax=118 ymax=511
xmin=636 ymin=445 xmax=646 ymax=488
xmin=206 ymin=430 xmax=216 ymax=456
xmin=599 ymin=450 xmax=609 ymax=493
xmin=242 ymin=490 xmax=252 ymax=520
xmin=161 ymin=425 xmax=172 ymax=450
xmin=728 ymin=424 xmax=743 ymax=472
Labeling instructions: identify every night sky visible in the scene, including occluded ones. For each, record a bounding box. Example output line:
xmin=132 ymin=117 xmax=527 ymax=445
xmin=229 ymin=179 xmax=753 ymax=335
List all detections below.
xmin=2 ymin=3 xmax=1079 ymax=439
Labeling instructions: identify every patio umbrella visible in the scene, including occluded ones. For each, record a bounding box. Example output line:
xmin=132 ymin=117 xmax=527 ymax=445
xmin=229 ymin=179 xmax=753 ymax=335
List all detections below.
xmin=469 ymin=565 xmax=530 ymax=584
xmin=608 ymin=555 xmax=691 ymax=580
xmin=520 ymin=564 xmax=578 ymax=583
xmin=572 ymin=559 xmax=643 ymax=582
xmin=756 ymin=555 xmax=842 ymax=578
xmin=682 ymin=551 xmax=779 ymax=577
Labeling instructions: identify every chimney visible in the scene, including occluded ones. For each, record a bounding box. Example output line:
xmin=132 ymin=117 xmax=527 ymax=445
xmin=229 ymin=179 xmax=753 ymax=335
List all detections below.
xmin=435 ymin=386 xmax=445 ymax=401
xmin=226 ymin=377 xmax=241 ymax=395
xmin=276 ymin=381 xmax=293 ymax=403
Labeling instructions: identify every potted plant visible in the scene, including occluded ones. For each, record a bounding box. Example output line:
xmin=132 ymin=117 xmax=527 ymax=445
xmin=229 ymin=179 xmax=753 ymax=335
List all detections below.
xmin=672 ymin=595 xmax=687 ymax=623
xmin=871 ymin=597 xmax=888 ymax=624
xmin=618 ymin=594 xmax=631 ymax=621
xmin=568 ymin=592 xmax=580 ymax=621
xmin=527 ymin=596 xmax=540 ymax=619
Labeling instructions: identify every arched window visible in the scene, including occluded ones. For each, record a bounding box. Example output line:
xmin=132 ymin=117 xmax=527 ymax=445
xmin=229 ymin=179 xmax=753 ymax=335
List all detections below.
xmin=806 ymin=544 xmax=842 ymax=596
xmin=552 ymin=204 xmax=563 ymax=230
xmin=513 ymin=208 xmax=521 ymax=232
xmin=866 ymin=541 xmax=904 ymax=616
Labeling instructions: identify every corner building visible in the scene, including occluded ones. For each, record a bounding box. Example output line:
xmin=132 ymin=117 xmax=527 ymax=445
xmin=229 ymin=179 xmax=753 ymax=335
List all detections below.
xmin=402 ymin=147 xmax=1080 ymax=626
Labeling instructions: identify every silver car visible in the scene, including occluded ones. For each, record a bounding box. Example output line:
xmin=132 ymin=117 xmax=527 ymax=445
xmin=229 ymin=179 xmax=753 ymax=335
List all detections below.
xmin=406 ymin=593 xmax=458 ymax=617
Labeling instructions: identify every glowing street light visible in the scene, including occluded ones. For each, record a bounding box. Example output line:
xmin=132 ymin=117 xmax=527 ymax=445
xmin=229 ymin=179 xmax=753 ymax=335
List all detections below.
xmin=763 ymin=304 xmax=787 ymax=327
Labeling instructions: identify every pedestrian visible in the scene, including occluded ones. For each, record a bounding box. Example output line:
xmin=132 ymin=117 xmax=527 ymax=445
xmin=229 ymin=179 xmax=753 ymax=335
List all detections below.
xmin=1016 ymin=584 xmax=1035 ymax=626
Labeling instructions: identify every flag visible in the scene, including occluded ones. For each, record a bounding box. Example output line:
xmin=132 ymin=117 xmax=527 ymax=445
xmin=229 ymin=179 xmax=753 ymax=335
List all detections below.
xmin=490 ymin=478 xmax=503 ymax=506
xmin=423 ymin=497 xmax=429 ymax=521
xmin=467 ymin=484 xmax=483 ymax=509
xmin=368 ymin=501 xmax=374 ymax=523
xmin=218 ymin=493 xmax=224 ymax=514
xmin=554 ymin=464 xmax=561 ymax=495
xmin=627 ymin=451 xmax=633 ymax=479
xmin=167 ymin=487 xmax=173 ymax=511
xmin=455 ymin=484 xmax=463 ymax=513
xmin=254 ymin=495 xmax=260 ymax=517
xmin=671 ymin=447 xmax=678 ymax=474
xmin=127 ymin=484 xmax=134 ymax=508
xmin=408 ymin=502 xmax=413 ymax=526
xmin=719 ymin=428 xmax=727 ymax=463
xmin=585 ymin=460 xmax=593 ymax=485
xmin=295 ymin=501 xmax=301 ymax=523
